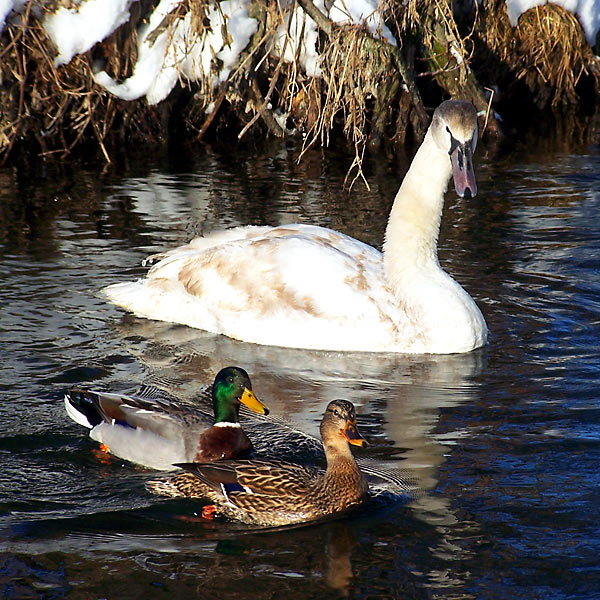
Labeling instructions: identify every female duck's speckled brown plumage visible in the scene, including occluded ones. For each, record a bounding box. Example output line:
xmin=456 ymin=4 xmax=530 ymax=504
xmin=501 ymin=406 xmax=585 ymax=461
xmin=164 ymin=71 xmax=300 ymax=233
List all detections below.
xmin=147 ymin=399 xmax=369 ymax=526
xmin=64 ymin=366 xmax=269 ymax=471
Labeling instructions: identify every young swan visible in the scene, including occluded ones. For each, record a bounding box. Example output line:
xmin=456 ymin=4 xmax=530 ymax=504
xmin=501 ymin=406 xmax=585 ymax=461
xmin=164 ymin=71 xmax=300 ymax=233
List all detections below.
xmin=147 ymin=399 xmax=369 ymax=526
xmin=64 ymin=366 xmax=269 ymax=470
xmin=103 ymin=100 xmax=487 ymax=354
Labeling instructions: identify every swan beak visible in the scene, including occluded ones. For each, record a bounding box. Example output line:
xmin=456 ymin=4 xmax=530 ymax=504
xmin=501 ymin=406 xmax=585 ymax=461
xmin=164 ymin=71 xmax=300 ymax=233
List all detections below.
xmin=450 ymin=142 xmax=477 ymax=199
xmin=342 ymin=419 xmax=368 ymax=447
xmin=240 ymin=388 xmax=270 ymax=416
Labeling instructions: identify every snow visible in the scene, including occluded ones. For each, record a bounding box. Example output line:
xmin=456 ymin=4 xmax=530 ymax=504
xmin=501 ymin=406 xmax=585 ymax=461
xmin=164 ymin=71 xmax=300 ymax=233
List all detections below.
xmin=505 ymin=0 xmax=600 ymax=46
xmin=2 ymin=0 xmax=597 ymax=107
xmin=43 ymin=0 xmax=135 ymax=66
xmin=0 ymin=0 xmax=14 ymax=31
xmin=0 ymin=0 xmax=31 ymax=31
xmin=273 ymin=3 xmax=322 ymax=77
xmin=94 ymin=0 xmax=257 ymax=104
xmin=217 ymin=2 xmax=258 ymax=82
xmin=330 ymin=0 xmax=397 ymax=46
xmin=94 ymin=0 xmax=193 ymax=104
xmin=449 ymin=41 xmax=464 ymax=65
xmin=273 ymin=0 xmax=396 ymax=77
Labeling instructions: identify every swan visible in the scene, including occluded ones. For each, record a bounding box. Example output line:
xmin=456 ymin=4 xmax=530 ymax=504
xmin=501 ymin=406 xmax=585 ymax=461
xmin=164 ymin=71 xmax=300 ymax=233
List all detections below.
xmin=103 ymin=100 xmax=487 ymax=354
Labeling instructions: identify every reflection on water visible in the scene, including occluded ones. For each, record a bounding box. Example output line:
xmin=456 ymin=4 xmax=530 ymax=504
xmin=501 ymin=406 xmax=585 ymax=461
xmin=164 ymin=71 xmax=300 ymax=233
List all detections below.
xmin=108 ymin=315 xmax=484 ymax=500
xmin=1 ymin=131 xmax=600 ymax=598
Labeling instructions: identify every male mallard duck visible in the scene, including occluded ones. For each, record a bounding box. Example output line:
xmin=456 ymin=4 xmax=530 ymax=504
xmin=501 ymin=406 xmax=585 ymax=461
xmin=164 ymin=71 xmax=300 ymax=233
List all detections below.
xmin=64 ymin=366 xmax=268 ymax=470
xmin=147 ymin=399 xmax=369 ymax=526
xmin=102 ymin=100 xmax=486 ymax=354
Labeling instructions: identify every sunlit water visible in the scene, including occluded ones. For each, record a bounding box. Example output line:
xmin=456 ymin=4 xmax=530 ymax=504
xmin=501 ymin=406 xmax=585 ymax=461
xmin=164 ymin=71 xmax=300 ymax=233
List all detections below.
xmin=1 ymin=131 xmax=600 ymax=599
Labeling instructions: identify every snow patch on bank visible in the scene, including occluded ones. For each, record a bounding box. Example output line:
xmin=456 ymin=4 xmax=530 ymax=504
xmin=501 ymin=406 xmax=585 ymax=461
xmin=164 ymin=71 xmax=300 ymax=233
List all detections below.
xmin=1 ymin=0 xmax=596 ymax=106
xmin=273 ymin=0 xmax=396 ymax=77
xmin=94 ymin=0 xmax=256 ymax=104
xmin=330 ymin=0 xmax=396 ymax=46
xmin=44 ymin=0 xmax=135 ymax=66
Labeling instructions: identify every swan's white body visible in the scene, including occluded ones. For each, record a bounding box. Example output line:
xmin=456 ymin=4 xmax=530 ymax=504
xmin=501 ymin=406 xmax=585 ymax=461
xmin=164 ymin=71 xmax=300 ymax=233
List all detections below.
xmin=103 ymin=101 xmax=487 ymax=354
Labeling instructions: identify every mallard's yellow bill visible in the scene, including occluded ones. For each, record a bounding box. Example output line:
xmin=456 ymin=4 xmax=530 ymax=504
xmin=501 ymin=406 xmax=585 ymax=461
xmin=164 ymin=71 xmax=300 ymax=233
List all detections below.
xmin=240 ymin=388 xmax=269 ymax=415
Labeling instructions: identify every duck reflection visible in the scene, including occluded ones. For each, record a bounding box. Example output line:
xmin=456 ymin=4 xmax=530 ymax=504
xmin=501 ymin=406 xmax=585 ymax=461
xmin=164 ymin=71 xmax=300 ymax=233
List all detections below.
xmin=323 ymin=522 xmax=356 ymax=595
xmin=210 ymin=521 xmax=357 ymax=595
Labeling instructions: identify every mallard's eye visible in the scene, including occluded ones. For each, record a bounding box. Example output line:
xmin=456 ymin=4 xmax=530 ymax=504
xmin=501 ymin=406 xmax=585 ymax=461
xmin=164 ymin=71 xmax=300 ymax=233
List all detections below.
xmin=228 ymin=376 xmax=234 ymax=383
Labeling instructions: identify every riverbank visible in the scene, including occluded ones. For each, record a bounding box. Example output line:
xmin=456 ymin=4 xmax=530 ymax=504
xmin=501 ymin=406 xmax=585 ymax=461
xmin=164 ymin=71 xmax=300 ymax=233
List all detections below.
xmin=1 ymin=0 xmax=598 ymax=172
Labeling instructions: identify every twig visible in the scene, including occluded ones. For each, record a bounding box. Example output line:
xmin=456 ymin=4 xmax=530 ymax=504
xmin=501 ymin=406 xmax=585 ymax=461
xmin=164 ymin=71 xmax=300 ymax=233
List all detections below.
xmin=245 ymin=77 xmax=284 ymax=138
xmin=238 ymin=12 xmax=289 ymax=141
xmin=482 ymin=87 xmax=494 ymax=135
xmin=297 ymin=0 xmax=331 ymax=35
xmin=195 ymin=81 xmax=228 ymax=141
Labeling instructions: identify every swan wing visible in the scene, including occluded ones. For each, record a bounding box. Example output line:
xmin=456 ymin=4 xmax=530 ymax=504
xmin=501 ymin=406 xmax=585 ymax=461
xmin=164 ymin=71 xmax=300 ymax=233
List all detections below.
xmin=104 ymin=224 xmax=412 ymax=351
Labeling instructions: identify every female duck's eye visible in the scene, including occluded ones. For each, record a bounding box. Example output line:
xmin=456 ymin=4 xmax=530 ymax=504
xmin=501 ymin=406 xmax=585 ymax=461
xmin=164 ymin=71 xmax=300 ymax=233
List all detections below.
xmin=446 ymin=125 xmax=451 ymax=134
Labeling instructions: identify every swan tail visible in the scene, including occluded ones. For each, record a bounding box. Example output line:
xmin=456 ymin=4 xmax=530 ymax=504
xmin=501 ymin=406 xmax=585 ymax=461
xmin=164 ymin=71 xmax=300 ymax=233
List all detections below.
xmin=101 ymin=280 xmax=149 ymax=312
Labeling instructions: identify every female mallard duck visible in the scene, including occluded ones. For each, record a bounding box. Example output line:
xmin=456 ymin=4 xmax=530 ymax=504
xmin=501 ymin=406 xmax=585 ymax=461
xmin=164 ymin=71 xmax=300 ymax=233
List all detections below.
xmin=64 ymin=366 xmax=269 ymax=470
xmin=147 ymin=399 xmax=369 ymax=526
xmin=103 ymin=100 xmax=487 ymax=354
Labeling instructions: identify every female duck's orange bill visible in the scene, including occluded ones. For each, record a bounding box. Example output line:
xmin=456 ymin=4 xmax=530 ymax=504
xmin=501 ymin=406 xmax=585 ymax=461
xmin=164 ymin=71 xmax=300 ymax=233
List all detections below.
xmin=342 ymin=419 xmax=368 ymax=447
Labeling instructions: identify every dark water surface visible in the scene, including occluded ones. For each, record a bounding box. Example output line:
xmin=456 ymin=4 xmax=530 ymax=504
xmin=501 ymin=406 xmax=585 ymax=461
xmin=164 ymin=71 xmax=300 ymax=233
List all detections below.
xmin=1 ymin=130 xmax=600 ymax=599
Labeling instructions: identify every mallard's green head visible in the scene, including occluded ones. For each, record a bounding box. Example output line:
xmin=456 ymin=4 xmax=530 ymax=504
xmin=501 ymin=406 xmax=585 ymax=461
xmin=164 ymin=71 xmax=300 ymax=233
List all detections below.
xmin=212 ymin=367 xmax=269 ymax=424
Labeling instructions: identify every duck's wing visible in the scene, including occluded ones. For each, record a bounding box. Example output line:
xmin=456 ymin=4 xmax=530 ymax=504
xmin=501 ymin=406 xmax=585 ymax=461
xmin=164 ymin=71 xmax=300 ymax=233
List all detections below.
xmin=176 ymin=460 xmax=316 ymax=498
xmin=64 ymin=388 xmax=212 ymax=440
xmin=65 ymin=389 xmax=215 ymax=470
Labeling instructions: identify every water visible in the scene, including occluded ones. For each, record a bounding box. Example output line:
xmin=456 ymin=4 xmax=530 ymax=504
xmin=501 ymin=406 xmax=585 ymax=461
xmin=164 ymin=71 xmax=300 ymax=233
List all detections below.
xmin=1 ymin=130 xmax=599 ymax=599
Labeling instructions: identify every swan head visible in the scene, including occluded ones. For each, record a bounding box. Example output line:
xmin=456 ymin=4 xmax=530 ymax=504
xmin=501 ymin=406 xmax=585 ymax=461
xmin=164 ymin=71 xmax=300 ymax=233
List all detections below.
xmin=431 ymin=100 xmax=478 ymax=199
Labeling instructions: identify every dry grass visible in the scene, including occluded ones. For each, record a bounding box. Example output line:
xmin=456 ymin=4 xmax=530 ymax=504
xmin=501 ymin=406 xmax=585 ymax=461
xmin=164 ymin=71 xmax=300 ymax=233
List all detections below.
xmin=479 ymin=0 xmax=597 ymax=108
xmin=0 ymin=0 xmax=166 ymax=163
xmin=288 ymin=25 xmax=378 ymax=187
xmin=514 ymin=4 xmax=592 ymax=106
xmin=0 ymin=0 xmax=454 ymax=170
xmin=0 ymin=0 xmax=597 ymax=167
xmin=272 ymin=1 xmax=419 ymax=187
xmin=402 ymin=0 xmax=474 ymax=76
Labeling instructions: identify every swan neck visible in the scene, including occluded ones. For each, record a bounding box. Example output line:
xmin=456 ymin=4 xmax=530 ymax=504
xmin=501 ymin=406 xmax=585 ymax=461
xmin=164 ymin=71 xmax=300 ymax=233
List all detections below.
xmin=384 ymin=129 xmax=452 ymax=282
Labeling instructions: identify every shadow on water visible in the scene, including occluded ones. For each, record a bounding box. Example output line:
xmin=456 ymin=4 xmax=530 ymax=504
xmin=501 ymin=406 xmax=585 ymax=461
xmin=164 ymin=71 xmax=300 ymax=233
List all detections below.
xmin=1 ymin=129 xmax=600 ymax=598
